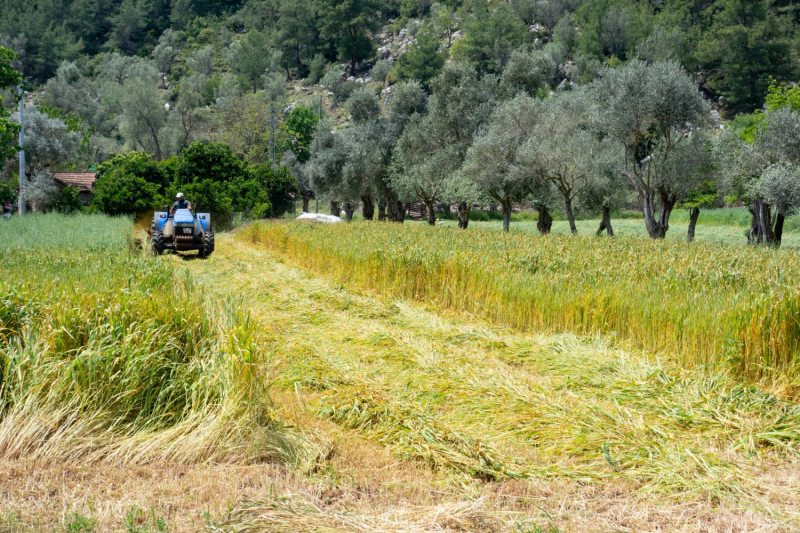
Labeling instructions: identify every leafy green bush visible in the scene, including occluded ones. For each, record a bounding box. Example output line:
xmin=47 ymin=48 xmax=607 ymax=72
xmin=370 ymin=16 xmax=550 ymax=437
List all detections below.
xmin=53 ymin=185 xmax=83 ymax=214
xmin=91 ymin=152 xmax=167 ymax=216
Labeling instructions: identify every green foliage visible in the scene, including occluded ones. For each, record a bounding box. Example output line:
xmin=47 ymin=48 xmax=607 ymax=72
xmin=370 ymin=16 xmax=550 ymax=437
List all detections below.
xmin=91 ymin=152 xmax=167 ymax=216
xmin=285 ymin=106 xmax=320 ymax=163
xmin=0 ymin=47 xmax=21 ymax=166
xmin=53 ymin=185 xmax=83 ymax=214
xmin=450 ymin=1 xmax=529 ymax=73
xmin=314 ymin=0 xmax=382 ymax=72
xmin=393 ymin=27 xmax=444 ymax=88
xmin=249 ymin=163 xmax=298 ymax=217
xmin=63 ymin=511 xmax=97 ymax=533
xmin=172 ymin=141 xmax=247 ymax=215
xmin=695 ymin=0 xmax=796 ymax=114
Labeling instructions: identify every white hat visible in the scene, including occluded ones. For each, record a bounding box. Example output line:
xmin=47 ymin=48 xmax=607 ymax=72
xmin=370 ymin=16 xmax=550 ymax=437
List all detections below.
xmin=176 ymin=192 xmax=184 ymax=199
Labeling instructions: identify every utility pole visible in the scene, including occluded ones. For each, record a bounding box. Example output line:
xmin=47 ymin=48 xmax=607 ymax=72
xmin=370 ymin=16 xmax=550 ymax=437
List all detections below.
xmin=18 ymin=86 xmax=25 ymax=216
xmin=269 ymin=103 xmax=276 ymax=165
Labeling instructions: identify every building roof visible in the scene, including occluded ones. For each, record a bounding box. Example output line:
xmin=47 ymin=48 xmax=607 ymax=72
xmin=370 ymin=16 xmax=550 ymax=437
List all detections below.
xmin=53 ymin=172 xmax=96 ymax=192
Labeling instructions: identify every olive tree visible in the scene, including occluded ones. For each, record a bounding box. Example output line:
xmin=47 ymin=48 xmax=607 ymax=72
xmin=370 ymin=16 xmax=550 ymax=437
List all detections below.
xmin=516 ymin=90 xmax=609 ymax=234
xmin=498 ymin=47 xmax=556 ymax=99
xmin=718 ymin=107 xmax=800 ymax=246
xmin=748 ymin=161 xmax=800 ymax=246
xmin=462 ymin=95 xmax=541 ymax=231
xmin=306 ymin=117 xmax=350 ymax=217
xmin=283 ymin=150 xmax=313 ymax=213
xmin=594 ymin=60 xmax=711 ymax=239
xmin=393 ymin=64 xmax=496 ymax=225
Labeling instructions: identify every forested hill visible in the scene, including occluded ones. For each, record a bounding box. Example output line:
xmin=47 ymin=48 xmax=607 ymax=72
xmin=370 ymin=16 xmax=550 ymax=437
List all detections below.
xmin=1 ymin=0 xmax=798 ymax=114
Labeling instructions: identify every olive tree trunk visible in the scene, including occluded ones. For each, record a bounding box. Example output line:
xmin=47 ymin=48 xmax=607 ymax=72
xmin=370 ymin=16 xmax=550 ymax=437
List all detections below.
xmin=748 ymin=199 xmax=775 ymax=245
xmin=642 ymin=189 xmax=676 ymax=239
xmin=424 ymin=199 xmax=436 ymax=226
xmin=501 ymin=198 xmax=512 ymax=232
xmin=456 ymin=201 xmax=471 ymax=229
xmin=387 ymin=194 xmax=405 ymax=223
xmin=774 ymin=212 xmax=785 ymax=248
xmin=595 ymin=202 xmax=614 ymax=237
xmin=378 ymin=201 xmax=387 ymax=221
xmin=564 ymin=198 xmax=578 ymax=234
xmin=330 ymin=201 xmax=340 ymax=217
xmin=687 ymin=207 xmax=700 ymax=243
xmin=536 ymin=206 xmax=552 ymax=234
xmin=361 ymin=195 xmax=375 ymax=220
xmin=748 ymin=199 xmax=784 ymax=248
xmin=301 ymin=192 xmax=311 ymax=213
xmin=343 ymin=202 xmax=355 ymax=222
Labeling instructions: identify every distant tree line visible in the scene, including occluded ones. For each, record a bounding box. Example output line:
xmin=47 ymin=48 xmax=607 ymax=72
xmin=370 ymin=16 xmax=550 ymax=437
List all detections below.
xmin=303 ymin=58 xmax=800 ymax=247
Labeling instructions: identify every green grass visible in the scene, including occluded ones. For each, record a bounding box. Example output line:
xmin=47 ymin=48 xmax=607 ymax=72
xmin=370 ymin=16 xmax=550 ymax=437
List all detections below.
xmin=0 ymin=213 xmax=313 ymax=465
xmin=432 ymin=208 xmax=800 ymax=248
xmin=0 ymin=213 xmax=132 ymax=251
xmin=240 ymin=221 xmax=800 ymax=388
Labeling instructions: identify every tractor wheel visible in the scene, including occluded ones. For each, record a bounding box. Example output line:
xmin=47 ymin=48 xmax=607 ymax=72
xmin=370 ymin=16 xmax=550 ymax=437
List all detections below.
xmin=151 ymin=231 xmax=165 ymax=256
xmin=202 ymin=231 xmax=215 ymax=257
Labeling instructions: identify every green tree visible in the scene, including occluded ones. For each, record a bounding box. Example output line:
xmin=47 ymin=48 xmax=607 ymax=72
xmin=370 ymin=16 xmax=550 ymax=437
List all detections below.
xmin=172 ymin=141 xmax=247 ymax=215
xmin=53 ymin=185 xmax=83 ymax=214
xmin=108 ymin=0 xmax=152 ymax=55
xmin=696 ymin=0 xmax=796 ymax=113
xmin=0 ymin=47 xmax=22 ymax=166
xmin=393 ymin=64 xmax=497 ymax=225
xmin=498 ymin=47 xmax=556 ymax=98
xmin=249 ymin=162 xmax=297 ymax=216
xmin=91 ymin=152 xmax=166 ymax=215
xmin=276 ymin=0 xmax=317 ymax=77
xmin=285 ymin=106 xmax=319 ymax=163
xmin=594 ymin=60 xmax=711 ymax=239
xmin=394 ymin=27 xmax=444 ymax=89
xmin=449 ymin=1 xmax=528 ymax=73
xmin=314 ymin=0 xmax=382 ymax=75
xmin=225 ymin=30 xmax=275 ymax=93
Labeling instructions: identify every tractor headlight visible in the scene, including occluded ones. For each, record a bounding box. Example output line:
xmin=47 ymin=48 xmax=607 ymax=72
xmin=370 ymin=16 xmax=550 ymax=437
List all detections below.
xmin=182 ymin=228 xmax=192 ymax=234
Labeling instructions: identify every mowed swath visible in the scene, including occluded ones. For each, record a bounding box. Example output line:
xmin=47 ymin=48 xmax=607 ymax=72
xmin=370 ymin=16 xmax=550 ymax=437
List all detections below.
xmin=240 ymin=221 xmax=800 ymax=387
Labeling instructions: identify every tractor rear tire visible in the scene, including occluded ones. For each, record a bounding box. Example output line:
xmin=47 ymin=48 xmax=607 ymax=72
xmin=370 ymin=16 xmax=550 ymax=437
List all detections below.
xmin=151 ymin=231 xmax=165 ymax=256
xmin=202 ymin=231 xmax=215 ymax=257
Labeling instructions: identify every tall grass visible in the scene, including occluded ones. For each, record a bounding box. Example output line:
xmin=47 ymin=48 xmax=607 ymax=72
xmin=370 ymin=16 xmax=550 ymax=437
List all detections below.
xmin=0 ymin=212 xmax=132 ymax=251
xmin=0 ymin=214 xmax=312 ymax=465
xmin=240 ymin=221 xmax=800 ymax=388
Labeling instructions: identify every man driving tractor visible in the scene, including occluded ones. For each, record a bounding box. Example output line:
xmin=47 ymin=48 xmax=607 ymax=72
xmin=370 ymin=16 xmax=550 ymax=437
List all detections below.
xmin=170 ymin=192 xmax=192 ymax=215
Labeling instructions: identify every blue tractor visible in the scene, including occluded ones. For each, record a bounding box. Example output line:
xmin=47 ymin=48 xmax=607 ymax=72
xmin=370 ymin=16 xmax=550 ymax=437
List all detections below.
xmin=151 ymin=209 xmax=215 ymax=257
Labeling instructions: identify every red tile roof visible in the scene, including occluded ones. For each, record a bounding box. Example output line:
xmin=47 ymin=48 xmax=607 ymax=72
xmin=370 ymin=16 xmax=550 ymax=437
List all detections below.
xmin=53 ymin=172 xmax=96 ymax=192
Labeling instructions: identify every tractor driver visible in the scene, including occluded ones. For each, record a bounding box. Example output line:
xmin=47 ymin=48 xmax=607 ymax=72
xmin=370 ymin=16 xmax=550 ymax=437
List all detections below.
xmin=170 ymin=192 xmax=192 ymax=215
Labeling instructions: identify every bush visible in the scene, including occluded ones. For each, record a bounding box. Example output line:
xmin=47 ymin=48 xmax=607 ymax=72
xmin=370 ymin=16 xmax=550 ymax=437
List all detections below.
xmin=248 ymin=163 xmax=297 ymax=218
xmin=91 ymin=152 xmax=166 ymax=216
xmin=53 ymin=185 xmax=82 ymax=214
xmin=172 ymin=141 xmax=247 ymax=216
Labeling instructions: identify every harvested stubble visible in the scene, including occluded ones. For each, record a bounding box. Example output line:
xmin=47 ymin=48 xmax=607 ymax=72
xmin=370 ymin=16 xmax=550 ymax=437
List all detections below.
xmin=0 ymin=214 xmax=316 ymax=466
xmin=239 ymin=221 xmax=800 ymax=388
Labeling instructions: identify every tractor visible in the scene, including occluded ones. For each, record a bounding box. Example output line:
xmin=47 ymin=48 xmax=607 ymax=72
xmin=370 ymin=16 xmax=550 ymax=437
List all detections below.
xmin=150 ymin=208 xmax=215 ymax=257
